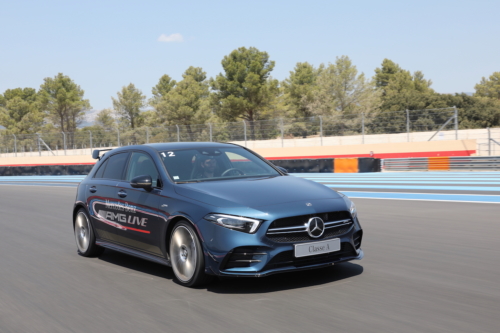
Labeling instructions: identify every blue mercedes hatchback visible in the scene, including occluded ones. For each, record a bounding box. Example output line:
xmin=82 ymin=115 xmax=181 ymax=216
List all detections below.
xmin=73 ymin=142 xmax=363 ymax=287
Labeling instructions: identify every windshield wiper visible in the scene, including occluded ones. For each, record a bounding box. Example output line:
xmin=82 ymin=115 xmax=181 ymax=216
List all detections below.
xmin=175 ymin=180 xmax=201 ymax=184
xmin=176 ymin=174 xmax=279 ymax=184
xmin=199 ymin=174 xmax=279 ymax=182
xmin=246 ymin=174 xmax=280 ymax=179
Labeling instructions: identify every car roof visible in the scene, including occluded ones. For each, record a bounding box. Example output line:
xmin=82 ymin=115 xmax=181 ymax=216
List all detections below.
xmin=99 ymin=142 xmax=241 ymax=158
xmin=144 ymin=142 xmax=238 ymax=151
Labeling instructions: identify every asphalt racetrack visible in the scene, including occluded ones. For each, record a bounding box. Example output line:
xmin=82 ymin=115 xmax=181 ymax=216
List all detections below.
xmin=0 ymin=172 xmax=499 ymax=333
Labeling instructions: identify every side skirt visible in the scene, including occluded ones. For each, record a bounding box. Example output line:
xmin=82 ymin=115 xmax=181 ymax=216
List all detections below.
xmin=96 ymin=240 xmax=171 ymax=267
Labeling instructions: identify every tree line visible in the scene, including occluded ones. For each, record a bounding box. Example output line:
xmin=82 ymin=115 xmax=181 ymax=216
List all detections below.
xmin=1 ymin=47 xmax=500 ymax=143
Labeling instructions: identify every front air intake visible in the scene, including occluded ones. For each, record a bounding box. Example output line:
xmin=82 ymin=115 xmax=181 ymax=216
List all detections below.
xmin=222 ymin=247 xmax=267 ymax=269
xmin=353 ymin=230 xmax=363 ymax=250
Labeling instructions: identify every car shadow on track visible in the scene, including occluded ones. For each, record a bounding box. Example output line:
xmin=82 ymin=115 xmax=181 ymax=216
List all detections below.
xmin=97 ymin=249 xmax=175 ymax=280
xmin=206 ymin=263 xmax=364 ymax=294
xmin=97 ymin=249 xmax=363 ymax=293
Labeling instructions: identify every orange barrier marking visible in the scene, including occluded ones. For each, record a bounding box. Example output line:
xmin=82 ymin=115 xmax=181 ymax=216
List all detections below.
xmin=334 ymin=158 xmax=359 ymax=173
xmin=428 ymin=156 xmax=450 ymax=170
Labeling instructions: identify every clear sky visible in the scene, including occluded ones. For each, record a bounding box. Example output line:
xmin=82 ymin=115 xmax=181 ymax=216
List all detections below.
xmin=1 ymin=0 xmax=499 ymax=113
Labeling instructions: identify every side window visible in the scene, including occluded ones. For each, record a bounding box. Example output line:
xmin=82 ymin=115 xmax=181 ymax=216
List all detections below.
xmin=93 ymin=159 xmax=108 ymax=178
xmin=102 ymin=152 xmax=129 ymax=180
xmin=126 ymin=152 xmax=160 ymax=187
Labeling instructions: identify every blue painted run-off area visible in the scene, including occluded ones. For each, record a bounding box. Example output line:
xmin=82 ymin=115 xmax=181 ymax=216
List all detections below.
xmin=0 ymin=172 xmax=499 ymax=203
xmin=339 ymin=191 xmax=500 ymax=203
xmin=293 ymin=172 xmax=500 ymax=203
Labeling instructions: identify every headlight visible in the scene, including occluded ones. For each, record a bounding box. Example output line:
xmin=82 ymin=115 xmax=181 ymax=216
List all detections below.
xmin=349 ymin=200 xmax=357 ymax=218
xmin=339 ymin=192 xmax=357 ymax=218
xmin=204 ymin=214 xmax=262 ymax=233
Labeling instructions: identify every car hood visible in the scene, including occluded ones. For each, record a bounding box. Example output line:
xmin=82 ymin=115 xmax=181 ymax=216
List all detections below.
xmin=174 ymin=175 xmax=341 ymax=208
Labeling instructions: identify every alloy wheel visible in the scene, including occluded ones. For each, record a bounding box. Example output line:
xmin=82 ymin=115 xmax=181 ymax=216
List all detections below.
xmin=170 ymin=225 xmax=197 ymax=283
xmin=75 ymin=211 xmax=91 ymax=253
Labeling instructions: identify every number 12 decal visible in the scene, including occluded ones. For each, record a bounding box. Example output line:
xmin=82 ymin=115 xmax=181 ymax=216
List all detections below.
xmin=161 ymin=151 xmax=175 ymax=157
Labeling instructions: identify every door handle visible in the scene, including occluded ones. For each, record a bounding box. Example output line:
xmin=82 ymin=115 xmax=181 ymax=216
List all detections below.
xmin=89 ymin=186 xmax=97 ymax=193
xmin=118 ymin=190 xmax=127 ymax=198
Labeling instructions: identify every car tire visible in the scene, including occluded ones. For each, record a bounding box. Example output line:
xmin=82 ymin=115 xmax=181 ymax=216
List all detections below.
xmin=74 ymin=208 xmax=104 ymax=257
xmin=169 ymin=220 xmax=212 ymax=287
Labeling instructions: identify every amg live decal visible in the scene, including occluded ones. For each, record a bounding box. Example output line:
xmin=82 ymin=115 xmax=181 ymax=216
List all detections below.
xmin=98 ymin=209 xmax=147 ymax=227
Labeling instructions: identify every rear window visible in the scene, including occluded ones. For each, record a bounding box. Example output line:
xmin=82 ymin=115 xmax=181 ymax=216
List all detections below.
xmin=93 ymin=159 xmax=108 ymax=178
xmin=102 ymin=152 xmax=129 ymax=180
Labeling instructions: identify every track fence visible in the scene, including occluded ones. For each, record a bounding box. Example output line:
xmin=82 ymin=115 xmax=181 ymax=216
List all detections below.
xmin=1 ymin=107 xmax=498 ymax=157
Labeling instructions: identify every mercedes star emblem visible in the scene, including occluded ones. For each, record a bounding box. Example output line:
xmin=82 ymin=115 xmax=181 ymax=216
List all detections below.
xmin=306 ymin=217 xmax=325 ymax=238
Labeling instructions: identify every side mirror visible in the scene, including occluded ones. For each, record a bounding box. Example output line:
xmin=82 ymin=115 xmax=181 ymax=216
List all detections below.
xmin=276 ymin=166 xmax=288 ymax=174
xmin=130 ymin=175 xmax=153 ymax=190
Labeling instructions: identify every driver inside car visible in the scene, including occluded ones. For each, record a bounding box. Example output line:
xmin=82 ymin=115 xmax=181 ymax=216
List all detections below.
xmin=195 ymin=156 xmax=218 ymax=179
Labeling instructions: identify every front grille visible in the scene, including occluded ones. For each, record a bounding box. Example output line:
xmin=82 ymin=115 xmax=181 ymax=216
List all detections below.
xmin=263 ymin=243 xmax=357 ymax=271
xmin=222 ymin=247 xmax=267 ymax=269
xmin=269 ymin=211 xmax=351 ymax=229
xmin=267 ymin=225 xmax=352 ymax=242
xmin=353 ymin=230 xmax=363 ymax=249
xmin=266 ymin=211 xmax=353 ymax=243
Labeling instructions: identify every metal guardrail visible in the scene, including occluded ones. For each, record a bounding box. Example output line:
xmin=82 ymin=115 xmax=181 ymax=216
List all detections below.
xmin=383 ymin=158 xmax=428 ymax=171
xmin=383 ymin=156 xmax=500 ymax=171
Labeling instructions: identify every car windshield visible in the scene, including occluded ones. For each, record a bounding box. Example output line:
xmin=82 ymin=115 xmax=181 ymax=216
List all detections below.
xmin=160 ymin=147 xmax=280 ymax=183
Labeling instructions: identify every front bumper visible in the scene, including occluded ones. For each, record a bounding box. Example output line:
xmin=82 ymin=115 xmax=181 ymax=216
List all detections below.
xmin=216 ymin=249 xmax=363 ymax=277
xmin=198 ymin=216 xmax=363 ymax=277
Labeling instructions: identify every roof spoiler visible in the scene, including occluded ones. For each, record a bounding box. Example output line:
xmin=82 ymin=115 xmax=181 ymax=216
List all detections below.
xmin=92 ymin=149 xmax=113 ymax=160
